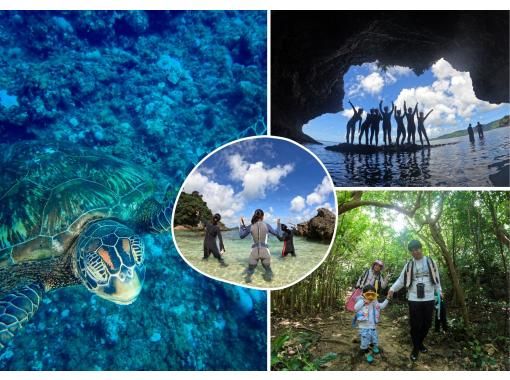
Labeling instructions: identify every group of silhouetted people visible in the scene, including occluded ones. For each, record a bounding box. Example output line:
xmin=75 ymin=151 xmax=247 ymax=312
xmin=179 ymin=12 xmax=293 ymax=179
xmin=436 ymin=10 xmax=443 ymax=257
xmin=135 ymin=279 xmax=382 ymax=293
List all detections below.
xmin=467 ymin=122 xmax=484 ymax=143
xmin=346 ymin=100 xmax=434 ymax=147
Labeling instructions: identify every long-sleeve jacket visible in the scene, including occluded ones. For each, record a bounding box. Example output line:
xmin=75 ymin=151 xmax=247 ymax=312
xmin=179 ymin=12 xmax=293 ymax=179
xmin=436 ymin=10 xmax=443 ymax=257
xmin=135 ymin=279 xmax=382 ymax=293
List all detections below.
xmin=354 ymin=298 xmax=389 ymax=329
xmin=390 ymin=256 xmax=442 ymax=301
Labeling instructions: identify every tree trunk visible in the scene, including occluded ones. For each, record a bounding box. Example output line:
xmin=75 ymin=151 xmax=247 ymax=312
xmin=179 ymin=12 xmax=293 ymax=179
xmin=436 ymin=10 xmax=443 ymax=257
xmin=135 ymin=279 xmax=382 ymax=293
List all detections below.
xmin=428 ymin=222 xmax=470 ymax=325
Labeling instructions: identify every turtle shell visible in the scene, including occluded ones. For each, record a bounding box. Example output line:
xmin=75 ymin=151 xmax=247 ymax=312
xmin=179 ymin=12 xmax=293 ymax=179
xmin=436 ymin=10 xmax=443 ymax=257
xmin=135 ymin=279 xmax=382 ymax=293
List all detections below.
xmin=0 ymin=142 xmax=157 ymax=266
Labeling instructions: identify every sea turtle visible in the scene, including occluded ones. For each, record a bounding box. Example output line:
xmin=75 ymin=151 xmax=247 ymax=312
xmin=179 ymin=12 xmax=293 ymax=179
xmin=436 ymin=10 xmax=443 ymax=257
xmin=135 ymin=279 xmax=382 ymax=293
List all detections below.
xmin=0 ymin=142 xmax=173 ymax=350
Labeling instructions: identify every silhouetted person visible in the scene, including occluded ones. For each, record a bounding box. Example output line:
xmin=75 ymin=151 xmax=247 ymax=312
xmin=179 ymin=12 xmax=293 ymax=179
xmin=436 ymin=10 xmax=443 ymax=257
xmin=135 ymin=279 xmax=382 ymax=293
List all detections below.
xmin=395 ymin=108 xmax=406 ymax=146
xmin=359 ymin=111 xmax=372 ymax=145
xmin=416 ymin=106 xmax=433 ymax=146
xmin=346 ymin=100 xmax=363 ymax=144
xmin=467 ymin=124 xmax=475 ymax=143
xmin=379 ymin=100 xmax=395 ymax=145
xmin=370 ymin=109 xmax=382 ymax=146
xmin=476 ymin=122 xmax=484 ymax=139
xmin=404 ymin=101 xmax=418 ymax=144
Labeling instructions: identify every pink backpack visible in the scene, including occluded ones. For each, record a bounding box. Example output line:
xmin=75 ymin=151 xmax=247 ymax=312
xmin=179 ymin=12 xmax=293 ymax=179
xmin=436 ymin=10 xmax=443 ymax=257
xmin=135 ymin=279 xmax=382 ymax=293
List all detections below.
xmin=345 ymin=288 xmax=362 ymax=312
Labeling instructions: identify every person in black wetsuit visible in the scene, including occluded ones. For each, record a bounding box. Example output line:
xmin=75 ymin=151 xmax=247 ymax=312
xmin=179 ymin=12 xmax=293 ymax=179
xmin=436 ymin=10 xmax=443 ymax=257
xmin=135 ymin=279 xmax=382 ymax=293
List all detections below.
xmin=379 ymin=100 xmax=395 ymax=146
xmin=279 ymin=224 xmax=296 ymax=257
xmin=359 ymin=110 xmax=372 ymax=145
xmin=416 ymin=107 xmax=433 ymax=146
xmin=346 ymin=100 xmax=363 ymax=144
xmin=404 ymin=101 xmax=418 ymax=144
xmin=467 ymin=124 xmax=475 ymax=143
xmin=199 ymin=211 xmax=228 ymax=267
xmin=370 ymin=108 xmax=382 ymax=146
xmin=394 ymin=108 xmax=406 ymax=146
xmin=476 ymin=122 xmax=484 ymax=139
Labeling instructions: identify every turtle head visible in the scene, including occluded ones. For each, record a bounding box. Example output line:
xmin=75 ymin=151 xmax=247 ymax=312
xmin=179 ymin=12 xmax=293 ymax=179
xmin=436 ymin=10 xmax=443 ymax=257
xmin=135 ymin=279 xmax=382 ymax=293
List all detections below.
xmin=75 ymin=220 xmax=146 ymax=305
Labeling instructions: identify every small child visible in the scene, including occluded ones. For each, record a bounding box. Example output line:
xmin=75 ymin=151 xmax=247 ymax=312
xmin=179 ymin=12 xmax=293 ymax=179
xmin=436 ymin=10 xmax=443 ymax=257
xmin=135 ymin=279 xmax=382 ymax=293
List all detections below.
xmin=353 ymin=284 xmax=389 ymax=363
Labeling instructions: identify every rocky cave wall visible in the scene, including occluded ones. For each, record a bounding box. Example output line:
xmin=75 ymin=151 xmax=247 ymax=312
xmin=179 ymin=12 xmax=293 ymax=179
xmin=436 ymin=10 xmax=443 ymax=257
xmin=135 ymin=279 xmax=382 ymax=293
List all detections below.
xmin=271 ymin=11 xmax=510 ymax=143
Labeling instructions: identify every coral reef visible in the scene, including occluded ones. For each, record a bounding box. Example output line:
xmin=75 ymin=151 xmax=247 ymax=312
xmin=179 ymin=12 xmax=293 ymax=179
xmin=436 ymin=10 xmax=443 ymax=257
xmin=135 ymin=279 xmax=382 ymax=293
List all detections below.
xmin=0 ymin=10 xmax=267 ymax=370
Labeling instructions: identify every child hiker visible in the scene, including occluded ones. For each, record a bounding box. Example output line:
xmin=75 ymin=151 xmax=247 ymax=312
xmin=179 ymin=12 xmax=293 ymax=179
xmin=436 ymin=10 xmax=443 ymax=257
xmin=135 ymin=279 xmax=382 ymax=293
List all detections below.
xmin=353 ymin=284 xmax=389 ymax=364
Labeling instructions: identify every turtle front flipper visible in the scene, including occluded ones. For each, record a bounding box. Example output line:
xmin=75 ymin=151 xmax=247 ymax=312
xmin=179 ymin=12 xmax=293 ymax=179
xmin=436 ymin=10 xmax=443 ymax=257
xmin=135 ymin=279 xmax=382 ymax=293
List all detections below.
xmin=0 ymin=283 xmax=43 ymax=350
xmin=134 ymin=198 xmax=173 ymax=234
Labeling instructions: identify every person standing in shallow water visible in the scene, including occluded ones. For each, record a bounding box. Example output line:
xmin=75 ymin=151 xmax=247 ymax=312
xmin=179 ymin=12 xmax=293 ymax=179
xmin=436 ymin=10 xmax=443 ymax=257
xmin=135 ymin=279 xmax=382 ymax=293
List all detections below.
xmin=416 ymin=106 xmax=433 ymax=146
xmin=467 ymin=124 xmax=475 ymax=143
xmin=198 ymin=211 xmax=228 ymax=267
xmin=359 ymin=110 xmax=372 ymax=145
xmin=404 ymin=101 xmax=418 ymax=144
xmin=387 ymin=239 xmax=442 ymax=362
xmin=346 ymin=100 xmax=363 ymax=144
xmin=379 ymin=100 xmax=395 ymax=146
xmin=370 ymin=109 xmax=382 ymax=146
xmin=476 ymin=121 xmax=484 ymax=139
xmin=394 ymin=108 xmax=406 ymax=146
xmin=279 ymin=224 xmax=296 ymax=257
xmin=239 ymin=209 xmax=281 ymax=283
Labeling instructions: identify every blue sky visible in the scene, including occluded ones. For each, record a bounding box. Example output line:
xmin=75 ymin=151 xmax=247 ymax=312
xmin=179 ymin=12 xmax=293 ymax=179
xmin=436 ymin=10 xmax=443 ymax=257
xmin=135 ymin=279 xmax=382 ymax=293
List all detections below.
xmin=304 ymin=59 xmax=510 ymax=143
xmin=182 ymin=137 xmax=335 ymax=227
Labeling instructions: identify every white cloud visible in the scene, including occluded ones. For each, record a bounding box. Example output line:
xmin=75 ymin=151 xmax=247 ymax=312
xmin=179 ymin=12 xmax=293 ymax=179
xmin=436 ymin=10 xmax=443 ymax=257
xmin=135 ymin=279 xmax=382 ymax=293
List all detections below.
xmin=394 ymin=58 xmax=503 ymax=136
xmin=306 ymin=176 xmax=333 ymax=206
xmin=347 ymin=62 xmax=414 ymax=98
xmin=360 ymin=72 xmax=384 ymax=95
xmin=290 ymin=196 xmax=306 ymax=212
xmin=183 ymin=171 xmax=244 ymax=226
xmin=228 ymin=153 xmax=294 ymax=199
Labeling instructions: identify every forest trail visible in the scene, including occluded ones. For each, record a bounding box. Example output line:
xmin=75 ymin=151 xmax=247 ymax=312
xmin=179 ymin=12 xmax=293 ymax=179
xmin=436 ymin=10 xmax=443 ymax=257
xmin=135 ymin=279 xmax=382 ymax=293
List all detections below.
xmin=273 ymin=304 xmax=466 ymax=371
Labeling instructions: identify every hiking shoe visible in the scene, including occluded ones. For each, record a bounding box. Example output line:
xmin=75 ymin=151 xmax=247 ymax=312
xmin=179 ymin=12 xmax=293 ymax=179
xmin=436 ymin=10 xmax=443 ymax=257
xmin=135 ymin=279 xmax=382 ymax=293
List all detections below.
xmin=365 ymin=353 xmax=374 ymax=364
xmin=410 ymin=349 xmax=419 ymax=361
xmin=244 ymin=275 xmax=252 ymax=283
xmin=419 ymin=345 xmax=428 ymax=353
xmin=372 ymin=346 xmax=380 ymax=354
xmin=219 ymin=261 xmax=229 ymax=267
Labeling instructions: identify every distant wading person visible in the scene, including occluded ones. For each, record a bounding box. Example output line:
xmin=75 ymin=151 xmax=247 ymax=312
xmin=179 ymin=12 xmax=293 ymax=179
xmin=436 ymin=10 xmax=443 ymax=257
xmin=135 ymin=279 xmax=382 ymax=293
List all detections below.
xmin=346 ymin=100 xmax=363 ymax=144
xmin=239 ymin=209 xmax=281 ymax=283
xmin=198 ymin=211 xmax=228 ymax=267
xmin=476 ymin=121 xmax=484 ymax=139
xmin=379 ymin=100 xmax=395 ymax=146
xmin=404 ymin=101 xmax=418 ymax=144
xmin=416 ymin=106 xmax=433 ymax=146
xmin=387 ymin=239 xmax=442 ymax=362
xmin=467 ymin=124 xmax=475 ymax=143
xmin=394 ymin=108 xmax=406 ymax=146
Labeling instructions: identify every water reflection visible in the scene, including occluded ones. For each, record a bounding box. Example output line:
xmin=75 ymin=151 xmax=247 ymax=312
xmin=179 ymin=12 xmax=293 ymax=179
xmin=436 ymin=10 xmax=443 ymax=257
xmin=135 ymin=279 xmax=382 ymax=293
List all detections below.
xmin=306 ymin=127 xmax=510 ymax=186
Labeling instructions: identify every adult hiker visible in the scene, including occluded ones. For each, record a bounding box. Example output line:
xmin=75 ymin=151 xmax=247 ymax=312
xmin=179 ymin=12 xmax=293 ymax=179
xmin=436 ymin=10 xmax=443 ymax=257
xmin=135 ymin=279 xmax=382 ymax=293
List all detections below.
xmin=387 ymin=239 xmax=442 ymax=362
xmin=379 ymin=100 xmax=395 ymax=146
xmin=355 ymin=259 xmax=388 ymax=294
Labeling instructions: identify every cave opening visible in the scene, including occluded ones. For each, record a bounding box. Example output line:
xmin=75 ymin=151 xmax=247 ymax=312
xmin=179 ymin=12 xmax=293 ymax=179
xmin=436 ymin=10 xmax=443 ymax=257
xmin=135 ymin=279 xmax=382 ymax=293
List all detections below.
xmin=302 ymin=58 xmax=509 ymax=144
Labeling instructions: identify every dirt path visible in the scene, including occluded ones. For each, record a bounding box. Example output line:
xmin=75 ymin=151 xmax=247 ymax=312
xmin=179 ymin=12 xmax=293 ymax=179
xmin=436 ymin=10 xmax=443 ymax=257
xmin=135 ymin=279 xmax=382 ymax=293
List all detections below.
xmin=272 ymin=305 xmax=465 ymax=371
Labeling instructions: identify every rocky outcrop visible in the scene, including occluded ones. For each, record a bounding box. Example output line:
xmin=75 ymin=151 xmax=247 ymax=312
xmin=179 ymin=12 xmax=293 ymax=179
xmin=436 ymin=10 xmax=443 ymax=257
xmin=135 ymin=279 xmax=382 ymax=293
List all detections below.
xmin=325 ymin=141 xmax=458 ymax=154
xmin=296 ymin=208 xmax=336 ymax=241
xmin=271 ymin=11 xmax=510 ymax=143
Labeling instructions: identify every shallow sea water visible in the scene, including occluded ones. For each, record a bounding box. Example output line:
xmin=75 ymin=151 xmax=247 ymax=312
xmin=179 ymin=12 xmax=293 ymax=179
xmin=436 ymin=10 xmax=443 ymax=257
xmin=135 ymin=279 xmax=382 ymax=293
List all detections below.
xmin=306 ymin=127 xmax=510 ymax=187
xmin=174 ymin=229 xmax=331 ymax=288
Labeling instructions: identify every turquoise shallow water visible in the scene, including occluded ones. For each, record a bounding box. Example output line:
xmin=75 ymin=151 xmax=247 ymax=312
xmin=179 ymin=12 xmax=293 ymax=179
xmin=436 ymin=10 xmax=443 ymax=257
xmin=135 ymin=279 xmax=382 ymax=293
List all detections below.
xmin=174 ymin=229 xmax=331 ymax=288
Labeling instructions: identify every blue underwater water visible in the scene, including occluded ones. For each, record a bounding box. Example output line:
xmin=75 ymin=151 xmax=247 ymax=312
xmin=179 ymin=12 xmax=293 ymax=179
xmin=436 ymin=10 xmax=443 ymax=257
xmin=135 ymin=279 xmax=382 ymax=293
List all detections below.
xmin=0 ymin=10 xmax=267 ymax=370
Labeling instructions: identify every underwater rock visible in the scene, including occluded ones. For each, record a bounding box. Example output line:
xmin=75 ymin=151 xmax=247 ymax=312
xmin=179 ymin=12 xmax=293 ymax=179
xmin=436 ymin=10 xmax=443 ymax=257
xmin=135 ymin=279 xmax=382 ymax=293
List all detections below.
xmin=296 ymin=208 xmax=335 ymax=241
